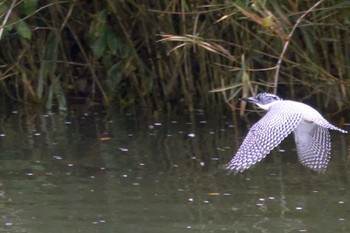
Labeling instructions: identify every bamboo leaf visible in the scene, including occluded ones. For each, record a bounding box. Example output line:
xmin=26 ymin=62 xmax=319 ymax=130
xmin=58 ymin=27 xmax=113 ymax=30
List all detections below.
xmin=38 ymin=33 xmax=58 ymax=99
xmin=54 ymin=78 xmax=67 ymax=111
xmin=46 ymin=75 xmax=67 ymax=111
xmin=210 ymin=83 xmax=243 ymax=93
xmin=234 ymin=3 xmax=264 ymax=26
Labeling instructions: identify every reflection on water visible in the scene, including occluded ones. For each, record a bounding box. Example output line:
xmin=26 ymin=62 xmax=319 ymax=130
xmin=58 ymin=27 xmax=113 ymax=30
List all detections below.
xmin=0 ymin=109 xmax=349 ymax=233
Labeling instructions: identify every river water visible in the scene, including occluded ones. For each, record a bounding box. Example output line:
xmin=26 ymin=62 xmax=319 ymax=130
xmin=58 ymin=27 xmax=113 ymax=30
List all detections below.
xmin=0 ymin=109 xmax=348 ymax=233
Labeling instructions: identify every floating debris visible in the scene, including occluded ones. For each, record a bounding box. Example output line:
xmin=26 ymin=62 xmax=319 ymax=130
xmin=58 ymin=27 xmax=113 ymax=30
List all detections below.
xmin=53 ymin=155 xmax=62 ymax=160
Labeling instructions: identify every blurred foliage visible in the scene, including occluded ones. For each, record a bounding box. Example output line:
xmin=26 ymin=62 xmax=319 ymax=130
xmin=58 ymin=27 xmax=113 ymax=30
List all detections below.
xmin=0 ymin=0 xmax=349 ymax=114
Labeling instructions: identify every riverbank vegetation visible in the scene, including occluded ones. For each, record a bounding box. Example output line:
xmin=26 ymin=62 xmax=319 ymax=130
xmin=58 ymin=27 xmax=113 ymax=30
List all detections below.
xmin=0 ymin=0 xmax=349 ymax=115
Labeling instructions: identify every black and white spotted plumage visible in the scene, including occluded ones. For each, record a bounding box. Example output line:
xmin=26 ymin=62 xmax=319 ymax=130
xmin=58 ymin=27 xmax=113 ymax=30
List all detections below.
xmin=293 ymin=122 xmax=331 ymax=173
xmin=226 ymin=93 xmax=347 ymax=174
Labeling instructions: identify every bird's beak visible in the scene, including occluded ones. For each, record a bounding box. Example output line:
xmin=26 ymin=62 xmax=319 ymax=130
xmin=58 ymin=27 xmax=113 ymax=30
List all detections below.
xmin=240 ymin=96 xmax=257 ymax=103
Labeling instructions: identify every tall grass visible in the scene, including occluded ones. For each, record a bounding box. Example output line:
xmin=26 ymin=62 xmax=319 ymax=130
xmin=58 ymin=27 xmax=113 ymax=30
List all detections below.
xmin=0 ymin=0 xmax=349 ymax=114
xmin=161 ymin=0 xmax=350 ymax=115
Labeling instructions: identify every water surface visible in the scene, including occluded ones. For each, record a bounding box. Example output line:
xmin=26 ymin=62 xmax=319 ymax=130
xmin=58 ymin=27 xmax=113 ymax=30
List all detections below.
xmin=0 ymin=110 xmax=349 ymax=233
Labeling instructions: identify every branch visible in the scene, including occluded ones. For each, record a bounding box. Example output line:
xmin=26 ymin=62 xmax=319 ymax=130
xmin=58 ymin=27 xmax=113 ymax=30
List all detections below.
xmin=0 ymin=0 xmax=17 ymax=40
xmin=273 ymin=0 xmax=325 ymax=94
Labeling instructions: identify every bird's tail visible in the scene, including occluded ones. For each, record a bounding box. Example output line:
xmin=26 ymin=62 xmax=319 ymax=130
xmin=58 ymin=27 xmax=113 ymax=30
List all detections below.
xmin=313 ymin=119 xmax=347 ymax=134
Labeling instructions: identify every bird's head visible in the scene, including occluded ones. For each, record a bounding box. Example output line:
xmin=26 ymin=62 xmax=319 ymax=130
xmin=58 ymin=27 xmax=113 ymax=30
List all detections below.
xmin=241 ymin=93 xmax=283 ymax=110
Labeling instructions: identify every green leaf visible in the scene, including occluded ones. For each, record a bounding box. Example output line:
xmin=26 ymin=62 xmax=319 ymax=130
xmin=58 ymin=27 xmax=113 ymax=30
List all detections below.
xmin=107 ymin=62 xmax=123 ymax=92
xmin=20 ymin=0 xmax=38 ymax=15
xmin=106 ymin=26 xmax=119 ymax=55
xmin=91 ymin=26 xmax=107 ymax=59
xmin=89 ymin=10 xmax=107 ymax=40
xmin=92 ymin=36 xmax=106 ymax=59
xmin=15 ymin=21 xmax=32 ymax=40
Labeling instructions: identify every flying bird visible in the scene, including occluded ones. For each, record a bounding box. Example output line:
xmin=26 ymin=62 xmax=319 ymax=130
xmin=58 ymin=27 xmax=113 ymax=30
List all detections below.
xmin=226 ymin=93 xmax=347 ymax=174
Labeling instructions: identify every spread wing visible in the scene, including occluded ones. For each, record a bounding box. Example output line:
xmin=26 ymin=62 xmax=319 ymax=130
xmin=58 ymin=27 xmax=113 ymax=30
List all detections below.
xmin=293 ymin=123 xmax=331 ymax=173
xmin=226 ymin=107 xmax=302 ymax=174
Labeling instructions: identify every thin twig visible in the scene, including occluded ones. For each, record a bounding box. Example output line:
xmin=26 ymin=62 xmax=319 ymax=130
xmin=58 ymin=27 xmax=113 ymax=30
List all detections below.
xmin=0 ymin=0 xmax=17 ymax=40
xmin=273 ymin=0 xmax=325 ymax=94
